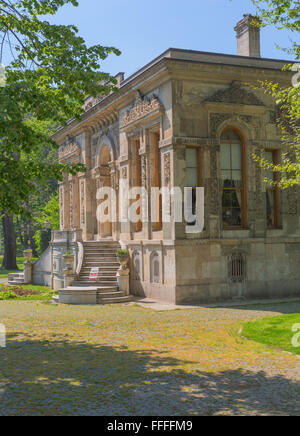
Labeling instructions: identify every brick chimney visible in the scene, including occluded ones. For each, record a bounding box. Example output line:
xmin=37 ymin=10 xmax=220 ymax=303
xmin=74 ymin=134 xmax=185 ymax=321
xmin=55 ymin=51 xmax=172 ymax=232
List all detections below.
xmin=234 ymin=14 xmax=261 ymax=58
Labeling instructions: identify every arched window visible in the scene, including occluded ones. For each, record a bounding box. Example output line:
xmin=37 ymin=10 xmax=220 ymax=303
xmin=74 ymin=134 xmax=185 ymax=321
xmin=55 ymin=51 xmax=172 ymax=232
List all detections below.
xmin=133 ymin=252 xmax=141 ymax=281
xmin=220 ymin=129 xmax=246 ymax=228
xmin=150 ymin=252 xmax=160 ymax=284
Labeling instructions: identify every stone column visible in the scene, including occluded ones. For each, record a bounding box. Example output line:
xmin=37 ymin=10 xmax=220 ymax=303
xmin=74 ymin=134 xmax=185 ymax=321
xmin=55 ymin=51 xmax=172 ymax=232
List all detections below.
xmin=173 ymin=145 xmax=186 ymax=239
xmin=83 ymin=129 xmax=93 ymax=240
xmin=60 ymin=175 xmax=70 ymax=231
xmin=110 ymin=162 xmax=120 ymax=240
xmin=72 ymin=176 xmax=80 ymax=229
xmin=140 ymin=148 xmax=150 ymax=240
xmin=207 ymin=145 xmax=221 ymax=239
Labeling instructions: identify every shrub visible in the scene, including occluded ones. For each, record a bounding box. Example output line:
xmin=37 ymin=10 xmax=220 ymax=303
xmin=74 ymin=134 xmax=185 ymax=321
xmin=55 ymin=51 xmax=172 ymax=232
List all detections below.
xmin=116 ymin=249 xmax=129 ymax=256
xmin=0 ymin=291 xmax=17 ymax=300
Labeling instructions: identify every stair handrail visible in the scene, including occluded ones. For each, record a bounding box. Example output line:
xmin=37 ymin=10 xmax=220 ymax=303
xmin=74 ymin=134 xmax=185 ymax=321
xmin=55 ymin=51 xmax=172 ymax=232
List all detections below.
xmin=76 ymin=241 xmax=84 ymax=278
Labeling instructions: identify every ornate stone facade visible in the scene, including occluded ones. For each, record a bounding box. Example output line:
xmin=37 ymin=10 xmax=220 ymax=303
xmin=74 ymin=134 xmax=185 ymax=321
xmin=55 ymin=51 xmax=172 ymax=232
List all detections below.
xmin=50 ymin=35 xmax=300 ymax=303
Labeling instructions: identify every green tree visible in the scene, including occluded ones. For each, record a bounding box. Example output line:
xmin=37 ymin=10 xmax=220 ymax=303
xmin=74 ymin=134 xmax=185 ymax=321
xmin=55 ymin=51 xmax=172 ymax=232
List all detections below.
xmin=0 ymin=0 xmax=120 ymax=215
xmin=0 ymin=0 xmax=120 ymax=268
xmin=251 ymin=0 xmax=300 ymax=187
xmin=34 ymin=192 xmax=59 ymax=253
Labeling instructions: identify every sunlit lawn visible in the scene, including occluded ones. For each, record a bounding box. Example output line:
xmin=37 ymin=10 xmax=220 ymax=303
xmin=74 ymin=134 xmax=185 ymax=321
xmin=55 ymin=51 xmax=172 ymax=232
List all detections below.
xmin=243 ymin=314 xmax=300 ymax=356
xmin=0 ymin=301 xmax=300 ymax=416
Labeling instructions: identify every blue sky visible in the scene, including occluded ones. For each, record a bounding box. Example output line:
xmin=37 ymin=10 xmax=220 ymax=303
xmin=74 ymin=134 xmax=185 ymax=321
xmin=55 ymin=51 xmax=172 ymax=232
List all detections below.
xmin=51 ymin=0 xmax=295 ymax=79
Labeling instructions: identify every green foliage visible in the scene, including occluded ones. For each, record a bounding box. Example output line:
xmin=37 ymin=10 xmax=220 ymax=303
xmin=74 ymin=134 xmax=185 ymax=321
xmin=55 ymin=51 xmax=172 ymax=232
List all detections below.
xmin=0 ymin=283 xmax=55 ymax=300
xmin=34 ymin=192 xmax=59 ymax=251
xmin=243 ymin=313 xmax=300 ymax=355
xmin=252 ymin=0 xmax=300 ymax=58
xmin=0 ymin=291 xmax=17 ymax=300
xmin=251 ymin=0 xmax=300 ymax=187
xmin=116 ymin=249 xmax=129 ymax=256
xmin=0 ymin=0 xmax=120 ymax=215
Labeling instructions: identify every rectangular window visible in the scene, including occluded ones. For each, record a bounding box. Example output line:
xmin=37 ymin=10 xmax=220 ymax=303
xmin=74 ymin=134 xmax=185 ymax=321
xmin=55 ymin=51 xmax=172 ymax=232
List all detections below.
xmin=153 ymin=132 xmax=162 ymax=231
xmin=135 ymin=139 xmax=142 ymax=232
xmin=265 ymin=150 xmax=279 ymax=228
xmin=221 ymin=130 xmax=245 ymax=228
xmin=186 ymin=147 xmax=202 ymax=225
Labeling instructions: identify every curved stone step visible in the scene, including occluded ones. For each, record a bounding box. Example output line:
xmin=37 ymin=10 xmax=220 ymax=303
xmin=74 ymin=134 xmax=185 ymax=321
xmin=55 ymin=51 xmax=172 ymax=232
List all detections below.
xmin=97 ymin=295 xmax=133 ymax=304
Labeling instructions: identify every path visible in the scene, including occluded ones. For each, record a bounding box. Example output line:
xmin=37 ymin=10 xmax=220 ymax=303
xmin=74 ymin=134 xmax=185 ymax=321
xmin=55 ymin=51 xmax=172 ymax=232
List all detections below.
xmin=0 ymin=300 xmax=299 ymax=415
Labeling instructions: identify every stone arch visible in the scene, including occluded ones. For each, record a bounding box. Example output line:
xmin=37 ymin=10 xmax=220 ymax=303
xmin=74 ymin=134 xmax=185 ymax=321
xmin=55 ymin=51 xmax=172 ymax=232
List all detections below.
xmin=150 ymin=251 xmax=160 ymax=284
xmin=132 ymin=251 xmax=141 ymax=281
xmin=96 ymin=134 xmax=117 ymax=168
xmin=215 ymin=116 xmax=255 ymax=143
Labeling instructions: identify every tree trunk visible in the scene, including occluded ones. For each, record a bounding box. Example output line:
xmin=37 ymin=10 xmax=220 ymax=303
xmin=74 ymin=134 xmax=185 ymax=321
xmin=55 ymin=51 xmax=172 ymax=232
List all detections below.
xmin=1 ymin=213 xmax=18 ymax=270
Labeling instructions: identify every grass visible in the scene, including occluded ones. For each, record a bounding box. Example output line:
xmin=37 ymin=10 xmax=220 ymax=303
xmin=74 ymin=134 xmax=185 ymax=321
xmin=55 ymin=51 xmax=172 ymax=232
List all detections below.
xmin=0 ymin=301 xmax=300 ymax=415
xmin=0 ymin=283 xmax=55 ymax=301
xmin=243 ymin=314 xmax=300 ymax=356
xmin=0 ymin=256 xmax=38 ymax=279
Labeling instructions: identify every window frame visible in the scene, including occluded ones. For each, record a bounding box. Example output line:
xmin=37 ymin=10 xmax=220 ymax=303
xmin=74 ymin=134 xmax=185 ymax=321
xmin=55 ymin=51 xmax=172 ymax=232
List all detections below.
xmin=220 ymin=127 xmax=247 ymax=230
xmin=265 ymin=149 xmax=280 ymax=229
xmin=186 ymin=146 xmax=202 ymax=187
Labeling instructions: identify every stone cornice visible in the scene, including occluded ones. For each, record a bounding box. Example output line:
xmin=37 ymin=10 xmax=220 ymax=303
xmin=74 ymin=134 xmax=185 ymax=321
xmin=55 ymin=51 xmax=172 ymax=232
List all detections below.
xmin=52 ymin=61 xmax=170 ymax=143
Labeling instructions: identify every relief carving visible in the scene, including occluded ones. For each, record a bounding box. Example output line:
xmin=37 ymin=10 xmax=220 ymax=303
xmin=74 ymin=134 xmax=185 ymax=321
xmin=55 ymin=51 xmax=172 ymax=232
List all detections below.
xmin=210 ymin=113 xmax=259 ymax=137
xmin=80 ymin=180 xmax=85 ymax=225
xmin=164 ymin=153 xmax=171 ymax=186
xmin=121 ymin=91 xmax=164 ymax=128
xmin=205 ymin=81 xmax=264 ymax=106
xmin=141 ymin=155 xmax=147 ymax=187
xmin=69 ymin=181 xmax=73 ymax=229
xmin=59 ymin=142 xmax=81 ymax=162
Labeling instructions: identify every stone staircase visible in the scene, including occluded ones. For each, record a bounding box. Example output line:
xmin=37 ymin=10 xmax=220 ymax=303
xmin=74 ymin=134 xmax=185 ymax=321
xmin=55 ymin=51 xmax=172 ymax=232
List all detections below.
xmin=60 ymin=240 xmax=133 ymax=305
xmin=8 ymin=272 xmax=25 ymax=285
xmin=74 ymin=240 xmax=121 ymax=287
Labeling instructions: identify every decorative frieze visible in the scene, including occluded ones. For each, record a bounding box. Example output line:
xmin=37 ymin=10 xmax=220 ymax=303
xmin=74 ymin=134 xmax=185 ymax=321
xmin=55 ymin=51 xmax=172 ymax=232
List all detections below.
xmin=210 ymin=112 xmax=260 ymax=137
xmin=121 ymin=92 xmax=164 ymax=129
xmin=59 ymin=142 xmax=81 ymax=162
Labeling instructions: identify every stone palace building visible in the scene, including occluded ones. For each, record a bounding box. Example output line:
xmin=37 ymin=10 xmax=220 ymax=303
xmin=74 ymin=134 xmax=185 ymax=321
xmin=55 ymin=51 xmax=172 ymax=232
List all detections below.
xmin=31 ymin=14 xmax=300 ymax=304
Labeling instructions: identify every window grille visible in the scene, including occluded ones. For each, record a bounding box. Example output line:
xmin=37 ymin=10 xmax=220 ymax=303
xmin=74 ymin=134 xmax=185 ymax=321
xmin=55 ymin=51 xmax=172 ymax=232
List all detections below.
xmin=228 ymin=253 xmax=246 ymax=283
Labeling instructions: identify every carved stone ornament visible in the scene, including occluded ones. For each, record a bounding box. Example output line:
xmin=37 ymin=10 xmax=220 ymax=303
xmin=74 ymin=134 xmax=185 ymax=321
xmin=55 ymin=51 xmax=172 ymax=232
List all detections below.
xmin=210 ymin=112 xmax=260 ymax=136
xmin=121 ymin=91 xmax=164 ymax=129
xmin=80 ymin=180 xmax=85 ymax=225
xmin=59 ymin=141 xmax=81 ymax=162
xmin=141 ymin=155 xmax=147 ymax=187
xmin=69 ymin=181 xmax=73 ymax=228
xmin=99 ymin=166 xmax=111 ymax=177
xmin=164 ymin=153 xmax=171 ymax=186
xmin=205 ymin=81 xmax=264 ymax=107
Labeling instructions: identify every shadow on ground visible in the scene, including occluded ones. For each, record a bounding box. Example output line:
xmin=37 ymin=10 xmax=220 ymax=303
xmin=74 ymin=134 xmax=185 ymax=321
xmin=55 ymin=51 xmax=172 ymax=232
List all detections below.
xmin=0 ymin=333 xmax=299 ymax=416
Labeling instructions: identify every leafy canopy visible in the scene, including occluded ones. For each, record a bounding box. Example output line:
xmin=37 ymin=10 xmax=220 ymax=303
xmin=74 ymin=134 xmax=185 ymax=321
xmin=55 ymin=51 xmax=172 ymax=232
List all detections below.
xmin=0 ymin=0 xmax=120 ymax=214
xmin=251 ymin=0 xmax=300 ymax=187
